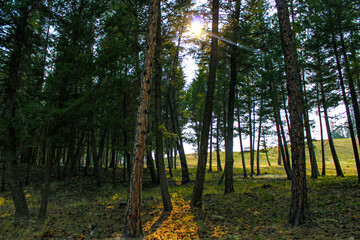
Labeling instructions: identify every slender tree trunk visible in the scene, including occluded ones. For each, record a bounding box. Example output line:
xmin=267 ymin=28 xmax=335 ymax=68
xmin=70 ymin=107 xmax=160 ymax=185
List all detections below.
xmin=332 ymin=33 xmax=360 ymax=183
xmin=302 ymin=83 xmax=319 ymax=178
xmin=123 ymin=0 xmax=159 ymax=237
xmin=263 ymin=135 xmax=271 ymax=166
xmin=271 ymin=79 xmax=292 ymax=179
xmin=256 ymin=94 xmax=264 ymax=176
xmin=316 ymin=84 xmax=326 ymax=176
xmin=237 ymin=110 xmax=247 ymax=178
xmin=1 ymin=149 xmax=5 ymax=192
xmin=318 ymin=60 xmax=344 ymax=177
xmin=168 ymin=87 xmax=190 ymax=184
xmin=154 ymin=2 xmax=172 ymax=209
xmin=276 ymin=0 xmax=309 ymax=226
xmin=191 ymin=0 xmax=219 ymax=207
xmin=146 ymin=145 xmax=158 ymax=184
xmin=248 ymin=94 xmax=254 ymax=177
xmin=339 ymin=29 xmax=360 ymax=153
xmin=224 ymin=0 xmax=240 ymax=193
xmin=38 ymin=140 xmax=54 ymax=219
xmin=85 ymin=133 xmax=90 ymax=176
xmin=209 ymin=122 xmax=213 ymax=172
xmin=173 ymin=148 xmax=177 ymax=170
xmin=216 ymin=115 xmax=222 ymax=172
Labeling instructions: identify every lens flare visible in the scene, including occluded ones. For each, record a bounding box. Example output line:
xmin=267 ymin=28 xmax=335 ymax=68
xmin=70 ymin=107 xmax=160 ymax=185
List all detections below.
xmin=190 ymin=16 xmax=203 ymax=37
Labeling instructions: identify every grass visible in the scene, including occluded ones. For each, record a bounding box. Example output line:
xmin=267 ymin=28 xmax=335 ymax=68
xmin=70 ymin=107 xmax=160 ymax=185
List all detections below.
xmin=0 ymin=138 xmax=359 ymax=239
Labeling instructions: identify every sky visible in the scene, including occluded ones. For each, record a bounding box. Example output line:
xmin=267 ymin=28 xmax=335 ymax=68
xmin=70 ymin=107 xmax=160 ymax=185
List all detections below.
xmin=180 ymin=0 xmax=347 ymax=154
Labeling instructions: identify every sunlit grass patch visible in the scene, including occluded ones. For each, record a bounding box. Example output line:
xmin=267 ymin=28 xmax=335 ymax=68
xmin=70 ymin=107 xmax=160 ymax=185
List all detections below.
xmin=144 ymin=197 xmax=199 ymax=240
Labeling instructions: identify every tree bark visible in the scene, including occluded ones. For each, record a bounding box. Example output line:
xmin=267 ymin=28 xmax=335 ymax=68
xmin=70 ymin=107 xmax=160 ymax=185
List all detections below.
xmin=316 ymin=84 xmax=326 ymax=176
xmin=154 ymin=0 xmax=172 ymax=209
xmin=224 ymin=0 xmax=240 ymax=193
xmin=237 ymin=110 xmax=247 ymax=178
xmin=38 ymin=139 xmax=54 ymax=219
xmin=4 ymin=4 xmax=30 ymax=218
xmin=123 ymin=0 xmax=159 ymax=237
xmin=275 ymin=0 xmax=309 ymax=226
xmin=209 ymin=122 xmax=213 ymax=172
xmin=318 ymin=57 xmax=344 ymax=177
xmin=256 ymin=95 xmax=264 ymax=176
xmin=339 ymin=28 xmax=360 ymax=156
xmin=216 ymin=115 xmax=222 ymax=172
xmin=332 ymin=33 xmax=360 ymax=183
xmin=191 ymin=0 xmax=219 ymax=207
xmin=302 ymin=81 xmax=319 ymax=178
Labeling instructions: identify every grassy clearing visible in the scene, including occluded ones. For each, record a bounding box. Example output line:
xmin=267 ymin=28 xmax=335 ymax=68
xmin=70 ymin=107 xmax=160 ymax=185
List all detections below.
xmin=0 ymin=138 xmax=359 ymax=239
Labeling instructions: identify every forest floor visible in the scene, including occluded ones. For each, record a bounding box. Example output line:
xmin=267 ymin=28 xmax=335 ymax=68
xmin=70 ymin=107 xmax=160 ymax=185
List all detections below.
xmin=1 ymin=163 xmax=359 ymax=240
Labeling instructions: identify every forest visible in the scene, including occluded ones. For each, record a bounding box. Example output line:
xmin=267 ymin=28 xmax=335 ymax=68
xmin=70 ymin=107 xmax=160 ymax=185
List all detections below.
xmin=0 ymin=0 xmax=360 ymax=239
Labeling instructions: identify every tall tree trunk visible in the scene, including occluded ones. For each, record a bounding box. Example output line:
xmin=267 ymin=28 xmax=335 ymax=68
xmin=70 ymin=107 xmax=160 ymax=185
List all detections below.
xmin=224 ymin=0 xmax=240 ymax=193
xmin=302 ymin=82 xmax=319 ymax=178
xmin=167 ymin=27 xmax=190 ymax=184
xmin=4 ymin=4 xmax=30 ymax=218
xmin=332 ymin=33 xmax=360 ymax=183
xmin=38 ymin=139 xmax=54 ymax=219
xmin=276 ymin=0 xmax=309 ymax=226
xmin=339 ymin=28 xmax=360 ymax=154
xmin=270 ymin=78 xmax=292 ymax=179
xmin=123 ymin=0 xmax=159 ymax=237
xmin=85 ymin=133 xmax=91 ymax=176
xmin=1 ymin=149 xmax=5 ymax=192
xmin=154 ymin=0 xmax=172 ymax=210
xmin=316 ymin=84 xmax=326 ymax=176
xmin=216 ymin=114 xmax=222 ymax=172
xmin=318 ymin=59 xmax=344 ymax=177
xmin=237 ymin=110 xmax=247 ymax=178
xmin=146 ymin=145 xmax=158 ymax=184
xmin=248 ymin=94 xmax=254 ymax=177
xmin=256 ymin=95 xmax=264 ymax=176
xmin=191 ymin=0 xmax=219 ymax=207
xmin=209 ymin=122 xmax=213 ymax=172
xmin=168 ymin=88 xmax=190 ymax=184
xmin=263 ymin=135 xmax=271 ymax=166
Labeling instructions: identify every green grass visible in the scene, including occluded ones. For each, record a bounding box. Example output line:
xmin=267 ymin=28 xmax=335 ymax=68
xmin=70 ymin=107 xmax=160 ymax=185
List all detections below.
xmin=0 ymin=138 xmax=359 ymax=239
xmin=183 ymin=138 xmax=359 ymax=176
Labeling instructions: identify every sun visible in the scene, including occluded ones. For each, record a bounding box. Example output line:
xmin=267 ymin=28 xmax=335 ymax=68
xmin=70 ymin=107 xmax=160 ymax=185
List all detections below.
xmin=190 ymin=16 xmax=203 ymax=37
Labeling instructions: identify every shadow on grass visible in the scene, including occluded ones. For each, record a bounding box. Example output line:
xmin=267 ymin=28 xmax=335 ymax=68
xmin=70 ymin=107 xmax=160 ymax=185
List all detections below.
xmin=144 ymin=210 xmax=171 ymax=236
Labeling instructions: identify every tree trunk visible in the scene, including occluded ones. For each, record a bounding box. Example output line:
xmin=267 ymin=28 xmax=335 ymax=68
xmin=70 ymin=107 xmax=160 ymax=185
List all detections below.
xmin=4 ymin=4 xmax=30 ymax=218
xmin=216 ymin=115 xmax=222 ymax=172
xmin=38 ymin=140 xmax=54 ymax=219
xmin=168 ymin=87 xmax=190 ymax=184
xmin=318 ymin=58 xmax=343 ymax=177
xmin=209 ymin=122 xmax=213 ymax=172
xmin=263 ymin=135 xmax=271 ymax=166
xmin=270 ymin=77 xmax=292 ymax=179
xmin=339 ymin=28 xmax=360 ymax=156
xmin=237 ymin=110 xmax=247 ymax=178
xmin=154 ymin=2 xmax=172 ymax=209
xmin=224 ymin=0 xmax=240 ymax=193
xmin=275 ymin=0 xmax=309 ymax=226
xmin=1 ymin=149 xmax=5 ymax=192
xmin=191 ymin=0 xmax=219 ymax=207
xmin=248 ymin=93 xmax=254 ymax=177
xmin=256 ymin=94 xmax=264 ymax=176
xmin=123 ymin=0 xmax=159 ymax=237
xmin=146 ymin=146 xmax=158 ymax=184
xmin=302 ymin=82 xmax=319 ymax=179
xmin=332 ymin=33 xmax=360 ymax=183
xmin=316 ymin=84 xmax=326 ymax=176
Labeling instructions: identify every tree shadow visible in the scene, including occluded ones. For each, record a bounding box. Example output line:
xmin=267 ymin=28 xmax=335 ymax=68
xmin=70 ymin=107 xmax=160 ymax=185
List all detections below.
xmin=144 ymin=210 xmax=171 ymax=236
